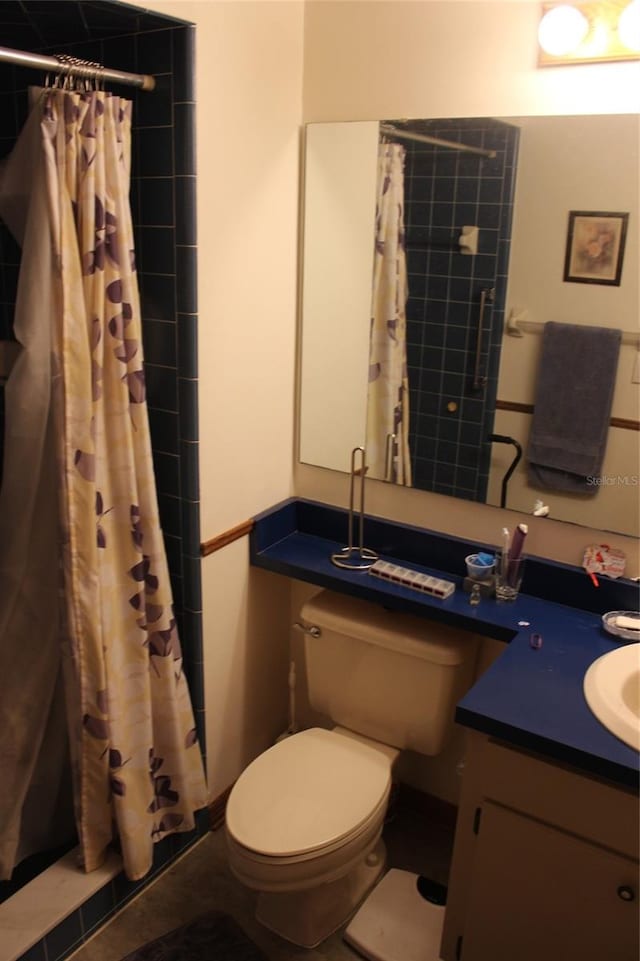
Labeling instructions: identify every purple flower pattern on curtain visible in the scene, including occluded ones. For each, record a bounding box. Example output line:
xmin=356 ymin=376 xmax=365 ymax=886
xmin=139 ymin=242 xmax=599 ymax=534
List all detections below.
xmin=366 ymin=143 xmax=412 ymax=486
xmin=39 ymin=89 xmax=207 ymax=881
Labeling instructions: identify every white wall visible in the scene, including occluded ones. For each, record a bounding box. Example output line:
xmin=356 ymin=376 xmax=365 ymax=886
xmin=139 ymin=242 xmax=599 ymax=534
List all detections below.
xmin=288 ymin=579 xmax=506 ymax=805
xmin=137 ymin=0 xmax=301 ymax=534
xmin=299 ymin=0 xmax=640 ymax=576
xmin=302 ymin=0 xmax=640 ymax=119
xmin=298 ymin=0 xmax=640 ymax=799
xmin=132 ymin=0 xmax=639 ymax=804
xmin=203 ymin=543 xmax=292 ymax=793
xmin=502 ymin=116 xmax=638 ymax=353
xmin=194 ymin=0 xmax=303 ymax=797
xmin=132 ymin=0 xmax=304 ymax=799
xmin=487 ymin=114 xmax=640 ymax=535
xmin=299 ymin=121 xmax=378 ymax=471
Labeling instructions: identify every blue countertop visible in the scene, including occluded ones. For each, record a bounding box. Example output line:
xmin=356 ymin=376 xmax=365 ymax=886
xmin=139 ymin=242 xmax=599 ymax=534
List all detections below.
xmin=250 ymin=499 xmax=640 ymax=790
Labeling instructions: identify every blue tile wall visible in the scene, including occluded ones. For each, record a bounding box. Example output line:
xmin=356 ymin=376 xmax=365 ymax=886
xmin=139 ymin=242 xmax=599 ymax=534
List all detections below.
xmin=0 ymin=4 xmax=206 ymax=960
xmin=391 ymin=118 xmax=519 ymax=502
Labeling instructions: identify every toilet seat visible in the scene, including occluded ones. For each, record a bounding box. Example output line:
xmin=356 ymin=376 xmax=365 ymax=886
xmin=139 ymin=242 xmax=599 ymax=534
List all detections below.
xmin=226 ymin=794 xmax=388 ymax=893
xmin=226 ymin=728 xmax=392 ymax=858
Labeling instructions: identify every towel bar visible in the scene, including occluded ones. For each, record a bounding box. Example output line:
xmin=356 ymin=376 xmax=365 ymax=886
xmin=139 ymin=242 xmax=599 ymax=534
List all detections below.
xmin=472 ymin=287 xmax=494 ymax=390
xmin=505 ymin=317 xmax=640 ymax=348
xmin=495 ymin=400 xmax=639 ymax=432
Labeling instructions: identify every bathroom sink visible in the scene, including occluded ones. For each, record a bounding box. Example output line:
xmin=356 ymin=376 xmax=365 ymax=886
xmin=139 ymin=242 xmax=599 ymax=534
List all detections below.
xmin=583 ymin=643 xmax=640 ymax=751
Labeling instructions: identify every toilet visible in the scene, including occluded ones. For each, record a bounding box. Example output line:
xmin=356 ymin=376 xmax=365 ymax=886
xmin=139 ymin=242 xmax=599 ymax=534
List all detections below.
xmin=225 ymin=589 xmax=477 ymax=948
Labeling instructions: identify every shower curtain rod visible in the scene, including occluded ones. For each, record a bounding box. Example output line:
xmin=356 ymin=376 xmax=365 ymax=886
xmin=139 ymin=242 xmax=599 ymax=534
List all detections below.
xmin=0 ymin=44 xmax=155 ymax=91
xmin=380 ymin=123 xmax=496 ymax=159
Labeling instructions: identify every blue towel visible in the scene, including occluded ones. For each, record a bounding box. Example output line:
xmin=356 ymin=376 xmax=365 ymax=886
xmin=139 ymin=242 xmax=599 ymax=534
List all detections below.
xmin=527 ymin=322 xmax=622 ymax=494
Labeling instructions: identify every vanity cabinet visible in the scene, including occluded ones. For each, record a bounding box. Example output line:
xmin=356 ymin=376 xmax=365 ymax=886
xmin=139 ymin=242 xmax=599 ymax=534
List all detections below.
xmin=441 ymin=731 xmax=639 ymax=961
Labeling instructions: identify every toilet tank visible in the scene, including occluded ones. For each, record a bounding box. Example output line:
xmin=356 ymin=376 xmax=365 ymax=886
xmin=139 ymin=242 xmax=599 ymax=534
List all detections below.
xmin=301 ymin=589 xmax=478 ymax=756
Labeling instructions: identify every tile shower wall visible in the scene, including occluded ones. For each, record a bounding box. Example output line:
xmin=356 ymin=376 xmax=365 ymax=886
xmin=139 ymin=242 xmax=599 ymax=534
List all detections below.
xmin=397 ymin=118 xmax=519 ymax=502
xmin=0 ymin=4 xmax=206 ymax=960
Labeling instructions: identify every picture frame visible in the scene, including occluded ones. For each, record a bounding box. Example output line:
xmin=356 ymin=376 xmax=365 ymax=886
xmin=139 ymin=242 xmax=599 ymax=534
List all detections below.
xmin=563 ymin=210 xmax=629 ymax=286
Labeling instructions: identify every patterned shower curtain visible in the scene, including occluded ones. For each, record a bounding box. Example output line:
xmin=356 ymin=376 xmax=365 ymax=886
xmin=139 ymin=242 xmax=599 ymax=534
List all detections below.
xmin=366 ymin=143 xmax=412 ymax=486
xmin=0 ymin=92 xmax=75 ymax=881
xmin=28 ymin=88 xmax=205 ymax=881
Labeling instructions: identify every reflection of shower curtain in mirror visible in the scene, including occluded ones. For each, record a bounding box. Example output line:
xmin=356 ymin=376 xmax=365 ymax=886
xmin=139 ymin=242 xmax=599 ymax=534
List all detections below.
xmin=366 ymin=143 xmax=412 ymax=486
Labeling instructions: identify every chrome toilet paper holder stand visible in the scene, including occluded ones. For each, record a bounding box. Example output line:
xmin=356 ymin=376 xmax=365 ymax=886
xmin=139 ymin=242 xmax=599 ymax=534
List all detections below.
xmin=331 ymin=447 xmax=379 ymax=571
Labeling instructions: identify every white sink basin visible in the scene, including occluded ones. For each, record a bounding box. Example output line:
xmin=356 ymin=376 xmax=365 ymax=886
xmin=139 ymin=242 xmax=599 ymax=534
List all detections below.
xmin=583 ymin=643 xmax=640 ymax=751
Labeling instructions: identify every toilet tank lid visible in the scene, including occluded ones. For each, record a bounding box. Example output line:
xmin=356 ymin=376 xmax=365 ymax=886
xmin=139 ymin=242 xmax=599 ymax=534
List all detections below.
xmin=301 ymin=590 xmax=472 ymax=665
xmin=225 ymin=728 xmax=391 ymax=857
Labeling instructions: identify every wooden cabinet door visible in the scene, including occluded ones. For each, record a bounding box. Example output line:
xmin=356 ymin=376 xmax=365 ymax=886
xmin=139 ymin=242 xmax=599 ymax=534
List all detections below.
xmin=461 ymin=801 xmax=639 ymax=961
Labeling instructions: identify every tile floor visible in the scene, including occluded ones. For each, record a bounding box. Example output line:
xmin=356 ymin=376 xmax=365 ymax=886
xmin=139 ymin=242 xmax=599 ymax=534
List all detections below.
xmin=68 ymin=788 xmax=456 ymax=961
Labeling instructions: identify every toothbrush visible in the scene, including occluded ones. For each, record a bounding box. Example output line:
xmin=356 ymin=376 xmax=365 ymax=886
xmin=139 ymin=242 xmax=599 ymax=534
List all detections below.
xmin=510 ymin=523 xmax=528 ymax=561
xmin=501 ymin=527 xmax=510 ymax=579
xmin=507 ymin=523 xmax=528 ymax=586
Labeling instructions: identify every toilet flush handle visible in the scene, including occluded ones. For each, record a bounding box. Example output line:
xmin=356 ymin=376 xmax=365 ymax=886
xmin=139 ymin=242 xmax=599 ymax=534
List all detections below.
xmin=293 ymin=621 xmax=322 ymax=639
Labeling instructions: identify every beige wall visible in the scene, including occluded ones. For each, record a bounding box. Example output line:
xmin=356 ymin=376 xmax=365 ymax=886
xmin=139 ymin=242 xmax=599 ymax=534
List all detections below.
xmin=134 ymin=0 xmax=639 ymax=803
xmin=194 ymin=0 xmax=303 ymax=797
xmin=502 ymin=116 xmax=639 ymax=355
xmin=302 ymin=0 xmax=640 ymax=119
xmin=487 ymin=114 xmax=640 ymax=535
xmin=289 ymin=579 xmax=506 ymax=805
xmin=140 ymin=0 xmax=302 ymax=539
xmin=131 ymin=0 xmax=304 ymax=798
xmin=299 ymin=0 xmax=640 ymax=577
xmin=203 ymin=544 xmax=292 ymax=793
xmin=299 ymin=121 xmax=378 ymax=472
xmin=298 ymin=4 xmax=639 ymax=795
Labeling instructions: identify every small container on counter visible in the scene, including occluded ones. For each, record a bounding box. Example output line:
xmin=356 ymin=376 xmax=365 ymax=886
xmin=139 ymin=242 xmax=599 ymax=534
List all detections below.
xmin=463 ymin=552 xmax=496 ymax=597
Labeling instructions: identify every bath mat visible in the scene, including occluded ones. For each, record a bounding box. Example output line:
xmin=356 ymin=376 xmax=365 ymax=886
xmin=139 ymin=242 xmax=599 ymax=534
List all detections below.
xmin=120 ymin=910 xmax=269 ymax=961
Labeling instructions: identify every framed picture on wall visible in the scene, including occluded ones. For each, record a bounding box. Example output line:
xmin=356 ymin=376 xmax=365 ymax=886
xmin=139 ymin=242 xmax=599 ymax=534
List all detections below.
xmin=563 ymin=210 xmax=629 ymax=286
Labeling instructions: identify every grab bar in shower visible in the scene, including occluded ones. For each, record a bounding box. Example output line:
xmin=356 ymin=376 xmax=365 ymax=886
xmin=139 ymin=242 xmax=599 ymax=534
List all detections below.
xmin=490 ymin=433 xmax=523 ymax=509
xmin=472 ymin=287 xmax=495 ymax=391
xmin=384 ymin=433 xmax=396 ymax=482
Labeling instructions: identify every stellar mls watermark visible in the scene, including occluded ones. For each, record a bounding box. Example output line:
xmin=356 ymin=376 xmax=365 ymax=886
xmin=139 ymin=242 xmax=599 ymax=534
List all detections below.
xmin=586 ymin=474 xmax=639 ymax=487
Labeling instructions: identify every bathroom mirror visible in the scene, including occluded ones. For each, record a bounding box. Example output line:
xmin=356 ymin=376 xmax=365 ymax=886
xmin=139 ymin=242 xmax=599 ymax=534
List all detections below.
xmin=298 ymin=114 xmax=639 ymax=537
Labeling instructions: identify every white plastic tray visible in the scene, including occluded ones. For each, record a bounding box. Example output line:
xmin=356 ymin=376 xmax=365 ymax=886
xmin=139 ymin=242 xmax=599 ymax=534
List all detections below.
xmin=602 ymin=610 xmax=640 ymax=641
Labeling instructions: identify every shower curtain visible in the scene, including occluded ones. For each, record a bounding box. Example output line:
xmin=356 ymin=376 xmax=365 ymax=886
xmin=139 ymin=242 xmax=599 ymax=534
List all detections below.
xmin=366 ymin=142 xmax=412 ymax=486
xmin=0 ymin=91 xmax=76 ymax=880
xmin=0 ymin=88 xmax=207 ymax=882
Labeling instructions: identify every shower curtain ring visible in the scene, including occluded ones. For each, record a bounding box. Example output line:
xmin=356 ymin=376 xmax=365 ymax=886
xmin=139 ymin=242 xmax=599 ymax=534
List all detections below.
xmin=93 ymin=63 xmax=105 ymax=91
xmin=53 ymin=54 xmax=73 ymax=89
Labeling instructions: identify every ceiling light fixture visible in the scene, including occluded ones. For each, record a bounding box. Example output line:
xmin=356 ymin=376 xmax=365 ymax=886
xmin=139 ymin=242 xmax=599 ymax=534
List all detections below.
xmin=537 ymin=0 xmax=640 ymax=65
xmin=618 ymin=0 xmax=640 ymax=50
xmin=538 ymin=5 xmax=589 ymax=54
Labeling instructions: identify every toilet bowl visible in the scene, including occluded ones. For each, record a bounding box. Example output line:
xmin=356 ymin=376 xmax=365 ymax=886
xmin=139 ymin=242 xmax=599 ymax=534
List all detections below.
xmin=224 ymin=589 xmax=478 ymax=948
xmin=226 ymin=727 xmax=398 ymax=947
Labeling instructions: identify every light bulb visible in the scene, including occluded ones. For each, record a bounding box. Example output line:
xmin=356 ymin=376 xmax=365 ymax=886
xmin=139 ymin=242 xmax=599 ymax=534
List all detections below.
xmin=618 ymin=0 xmax=640 ymax=51
xmin=538 ymin=5 xmax=589 ymax=55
